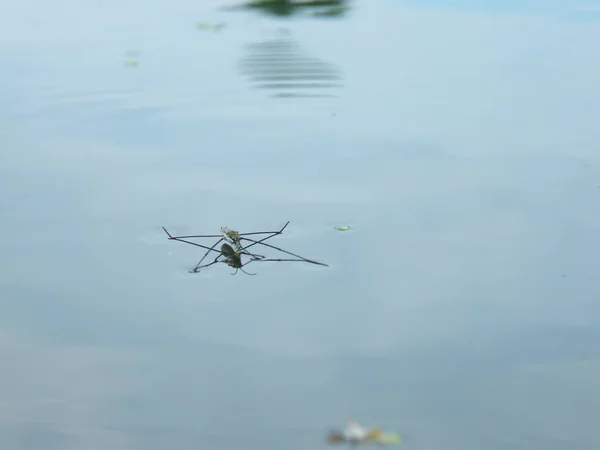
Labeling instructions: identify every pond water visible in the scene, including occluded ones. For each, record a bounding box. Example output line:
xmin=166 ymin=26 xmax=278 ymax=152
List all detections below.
xmin=1 ymin=0 xmax=599 ymax=449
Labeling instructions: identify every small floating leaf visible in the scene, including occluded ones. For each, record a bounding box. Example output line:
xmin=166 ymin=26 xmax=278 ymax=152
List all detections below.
xmin=334 ymin=225 xmax=351 ymax=231
xmin=377 ymin=433 xmax=402 ymax=444
xmin=124 ymin=59 xmax=138 ymax=67
xmin=196 ymin=22 xmax=226 ymax=31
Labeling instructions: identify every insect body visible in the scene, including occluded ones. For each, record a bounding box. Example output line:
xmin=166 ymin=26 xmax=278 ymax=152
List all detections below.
xmin=220 ymin=227 xmax=240 ymax=246
xmin=162 ymin=221 xmax=328 ymax=275
xmin=211 ymin=242 xmax=258 ymax=276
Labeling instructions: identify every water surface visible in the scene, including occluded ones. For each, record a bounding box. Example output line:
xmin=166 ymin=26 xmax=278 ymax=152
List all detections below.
xmin=1 ymin=0 xmax=599 ymax=449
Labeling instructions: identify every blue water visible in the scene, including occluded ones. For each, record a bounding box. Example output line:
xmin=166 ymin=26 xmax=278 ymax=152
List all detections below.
xmin=1 ymin=0 xmax=599 ymax=448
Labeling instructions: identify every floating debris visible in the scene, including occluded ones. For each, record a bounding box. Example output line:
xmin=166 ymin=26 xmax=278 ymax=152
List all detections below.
xmin=378 ymin=434 xmax=402 ymax=444
xmin=196 ymin=22 xmax=226 ymax=31
xmin=334 ymin=225 xmax=351 ymax=231
xmin=327 ymin=418 xmax=402 ymax=447
xmin=124 ymin=50 xmax=141 ymax=68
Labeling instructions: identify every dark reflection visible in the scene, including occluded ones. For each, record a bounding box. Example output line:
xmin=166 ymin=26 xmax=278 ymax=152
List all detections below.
xmin=239 ymin=36 xmax=344 ymax=98
xmin=222 ymin=0 xmax=351 ymax=18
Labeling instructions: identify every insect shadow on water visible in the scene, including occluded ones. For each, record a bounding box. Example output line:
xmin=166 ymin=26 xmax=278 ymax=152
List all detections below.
xmin=162 ymin=221 xmax=329 ymax=275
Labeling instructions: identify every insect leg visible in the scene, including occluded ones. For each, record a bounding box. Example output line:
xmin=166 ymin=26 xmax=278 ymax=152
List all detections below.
xmin=188 ymin=259 xmax=220 ymax=273
xmin=165 ymin=232 xmax=224 ymax=239
xmin=239 ymin=249 xmax=266 ymax=260
xmin=236 ymin=231 xmax=281 ymax=255
xmin=248 ymin=258 xmax=321 ymax=263
xmin=232 ymin=221 xmax=289 ymax=254
xmin=233 ymin=221 xmax=290 ymax=237
xmin=192 ymin=238 xmax=224 ymax=271
xmin=231 ymin=221 xmax=290 ymax=238
xmin=162 ymin=228 xmax=225 ymax=255
xmin=219 ymin=222 xmax=291 ymax=257
xmin=239 ymin=237 xmax=329 ymax=266
xmin=239 ymin=260 xmax=257 ymax=276
xmin=191 ymin=253 xmax=224 ymax=273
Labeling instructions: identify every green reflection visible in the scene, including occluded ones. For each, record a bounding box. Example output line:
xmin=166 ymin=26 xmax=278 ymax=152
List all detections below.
xmin=223 ymin=0 xmax=351 ymax=18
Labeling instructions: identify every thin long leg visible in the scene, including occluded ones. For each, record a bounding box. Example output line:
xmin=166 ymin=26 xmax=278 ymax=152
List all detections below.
xmin=238 ymin=249 xmax=266 ymax=259
xmin=193 ymin=237 xmax=224 ymax=271
xmin=190 ymin=254 xmax=224 ymax=273
xmin=164 ymin=236 xmax=262 ymax=274
xmin=189 ymin=259 xmax=220 ymax=273
xmin=230 ymin=243 xmax=267 ymax=260
xmin=234 ymin=221 xmax=290 ymax=237
xmin=249 ymin=258 xmax=327 ymax=265
xmin=236 ymin=266 xmax=257 ymax=276
xmin=168 ymin=233 xmax=223 ymax=239
xmin=171 ymin=221 xmax=289 ymax=239
xmin=239 ymin=237 xmax=329 ymax=266
xmin=165 ymin=222 xmax=291 ymax=258
xmin=162 ymin=227 xmax=224 ymax=255
xmin=236 ymin=243 xmax=271 ymax=259
xmin=164 ymin=222 xmax=301 ymax=273
xmin=235 ymin=221 xmax=290 ymax=254
xmin=239 ymin=260 xmax=257 ymax=276
xmin=224 ymin=222 xmax=291 ymax=257
xmin=236 ymin=233 xmax=278 ymax=253
xmin=225 ymin=226 xmax=288 ymax=259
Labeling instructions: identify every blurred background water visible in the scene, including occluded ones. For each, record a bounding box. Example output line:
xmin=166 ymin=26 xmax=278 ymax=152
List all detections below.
xmin=1 ymin=0 xmax=599 ymax=449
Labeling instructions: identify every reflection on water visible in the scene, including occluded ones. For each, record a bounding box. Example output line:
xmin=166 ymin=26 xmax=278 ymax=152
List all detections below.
xmin=223 ymin=0 xmax=351 ymax=18
xmin=239 ymin=36 xmax=343 ymax=98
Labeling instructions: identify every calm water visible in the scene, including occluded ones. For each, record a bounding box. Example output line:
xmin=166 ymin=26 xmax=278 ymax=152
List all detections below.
xmin=1 ymin=0 xmax=599 ymax=449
